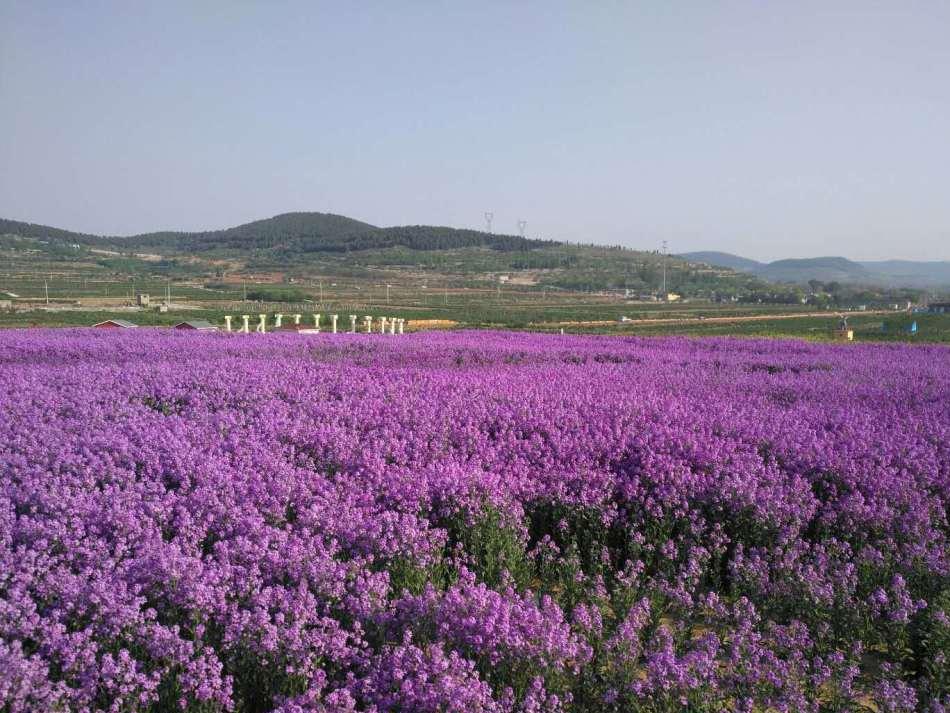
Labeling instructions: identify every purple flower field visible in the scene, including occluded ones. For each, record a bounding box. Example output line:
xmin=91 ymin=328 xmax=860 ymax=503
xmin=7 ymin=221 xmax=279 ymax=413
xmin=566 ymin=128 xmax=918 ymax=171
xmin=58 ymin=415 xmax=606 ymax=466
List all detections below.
xmin=1 ymin=329 xmax=949 ymax=712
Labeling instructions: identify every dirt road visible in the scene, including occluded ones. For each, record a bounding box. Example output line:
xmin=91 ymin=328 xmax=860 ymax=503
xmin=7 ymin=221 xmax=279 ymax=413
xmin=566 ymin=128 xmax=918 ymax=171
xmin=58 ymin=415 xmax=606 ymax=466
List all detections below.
xmin=540 ymin=309 xmax=898 ymax=329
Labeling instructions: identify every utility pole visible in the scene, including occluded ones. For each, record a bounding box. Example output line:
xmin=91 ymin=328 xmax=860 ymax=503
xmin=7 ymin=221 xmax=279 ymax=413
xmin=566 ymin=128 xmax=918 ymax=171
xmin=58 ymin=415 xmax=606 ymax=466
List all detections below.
xmin=661 ymin=240 xmax=668 ymax=298
xmin=386 ymin=284 xmax=391 ymax=304
xmin=44 ymin=280 xmax=49 ymax=305
xmin=243 ymin=281 xmax=247 ymax=301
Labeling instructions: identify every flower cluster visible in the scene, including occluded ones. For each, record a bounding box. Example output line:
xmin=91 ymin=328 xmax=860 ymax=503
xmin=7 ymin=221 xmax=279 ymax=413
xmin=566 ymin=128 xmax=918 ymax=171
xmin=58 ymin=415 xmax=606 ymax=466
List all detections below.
xmin=1 ymin=329 xmax=948 ymax=711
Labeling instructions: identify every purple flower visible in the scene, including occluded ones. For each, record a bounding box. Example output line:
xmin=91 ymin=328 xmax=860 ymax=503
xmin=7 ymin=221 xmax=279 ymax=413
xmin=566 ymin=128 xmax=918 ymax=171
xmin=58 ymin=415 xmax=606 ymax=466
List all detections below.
xmin=1 ymin=329 xmax=947 ymax=710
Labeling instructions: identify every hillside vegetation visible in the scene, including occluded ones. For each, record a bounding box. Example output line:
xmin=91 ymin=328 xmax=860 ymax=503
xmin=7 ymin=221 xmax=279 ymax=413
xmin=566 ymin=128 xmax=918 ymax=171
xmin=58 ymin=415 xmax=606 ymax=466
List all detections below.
xmin=1 ymin=213 xmax=551 ymax=253
xmin=1 ymin=213 xmax=765 ymax=297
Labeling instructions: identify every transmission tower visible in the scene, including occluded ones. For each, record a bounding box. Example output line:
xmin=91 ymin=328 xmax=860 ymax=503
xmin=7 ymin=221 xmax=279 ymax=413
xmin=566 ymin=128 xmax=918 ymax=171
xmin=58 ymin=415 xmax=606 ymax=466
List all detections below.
xmin=484 ymin=211 xmax=494 ymax=234
xmin=517 ymin=220 xmax=527 ymax=237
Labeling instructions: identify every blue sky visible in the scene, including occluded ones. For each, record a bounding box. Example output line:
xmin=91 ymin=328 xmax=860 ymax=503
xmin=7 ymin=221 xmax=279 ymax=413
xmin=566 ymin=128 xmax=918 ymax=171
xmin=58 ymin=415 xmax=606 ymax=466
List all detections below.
xmin=1 ymin=1 xmax=948 ymax=261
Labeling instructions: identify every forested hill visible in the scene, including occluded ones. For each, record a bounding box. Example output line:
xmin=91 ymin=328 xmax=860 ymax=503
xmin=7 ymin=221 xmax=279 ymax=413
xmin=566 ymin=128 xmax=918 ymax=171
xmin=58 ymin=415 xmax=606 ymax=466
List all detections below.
xmin=127 ymin=212 xmax=379 ymax=251
xmin=0 ymin=212 xmax=814 ymax=297
xmin=0 ymin=213 xmax=558 ymax=254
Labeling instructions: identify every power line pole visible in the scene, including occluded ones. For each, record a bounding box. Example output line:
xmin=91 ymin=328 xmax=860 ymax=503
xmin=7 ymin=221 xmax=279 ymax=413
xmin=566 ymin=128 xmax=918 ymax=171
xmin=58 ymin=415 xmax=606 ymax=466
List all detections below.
xmin=44 ymin=280 xmax=49 ymax=305
xmin=517 ymin=220 xmax=527 ymax=238
xmin=661 ymin=240 xmax=668 ymax=298
xmin=386 ymin=284 xmax=391 ymax=304
xmin=484 ymin=211 xmax=494 ymax=234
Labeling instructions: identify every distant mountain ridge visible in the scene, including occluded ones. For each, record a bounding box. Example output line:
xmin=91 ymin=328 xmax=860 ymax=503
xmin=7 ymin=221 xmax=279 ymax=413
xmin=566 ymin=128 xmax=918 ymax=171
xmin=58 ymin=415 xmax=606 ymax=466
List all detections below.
xmin=0 ymin=212 xmax=555 ymax=254
xmin=761 ymin=257 xmax=876 ymax=283
xmin=1 ymin=212 xmax=560 ymax=256
xmin=681 ymin=251 xmax=950 ymax=289
xmin=1 ymin=212 xmax=769 ymax=297
xmin=7 ymin=212 xmax=944 ymax=291
xmin=675 ymin=252 xmax=764 ymax=272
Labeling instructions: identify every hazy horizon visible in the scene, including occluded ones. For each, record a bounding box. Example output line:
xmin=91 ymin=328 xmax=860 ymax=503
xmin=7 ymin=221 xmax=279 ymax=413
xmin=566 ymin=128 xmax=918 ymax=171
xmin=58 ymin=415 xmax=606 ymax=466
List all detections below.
xmin=2 ymin=2 xmax=948 ymax=262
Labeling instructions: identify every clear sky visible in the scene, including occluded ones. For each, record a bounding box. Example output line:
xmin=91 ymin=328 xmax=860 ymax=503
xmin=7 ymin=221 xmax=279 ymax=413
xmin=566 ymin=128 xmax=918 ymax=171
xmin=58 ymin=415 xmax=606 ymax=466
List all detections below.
xmin=1 ymin=2 xmax=948 ymax=261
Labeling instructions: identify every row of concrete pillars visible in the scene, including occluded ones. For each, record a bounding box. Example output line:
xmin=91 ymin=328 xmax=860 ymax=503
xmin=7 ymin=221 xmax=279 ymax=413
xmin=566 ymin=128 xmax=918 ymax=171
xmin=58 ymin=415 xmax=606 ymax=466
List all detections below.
xmin=222 ymin=314 xmax=406 ymax=335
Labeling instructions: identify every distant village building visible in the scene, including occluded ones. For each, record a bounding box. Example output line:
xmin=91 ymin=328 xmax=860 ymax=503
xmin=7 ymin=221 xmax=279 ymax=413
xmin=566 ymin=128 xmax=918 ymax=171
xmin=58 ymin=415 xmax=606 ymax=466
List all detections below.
xmin=92 ymin=319 xmax=138 ymax=329
xmin=665 ymin=293 xmax=682 ymax=302
xmin=927 ymin=302 xmax=950 ymax=314
xmin=173 ymin=320 xmax=217 ymax=331
xmin=137 ymin=293 xmax=150 ymax=307
xmin=0 ymin=299 xmax=11 ymax=310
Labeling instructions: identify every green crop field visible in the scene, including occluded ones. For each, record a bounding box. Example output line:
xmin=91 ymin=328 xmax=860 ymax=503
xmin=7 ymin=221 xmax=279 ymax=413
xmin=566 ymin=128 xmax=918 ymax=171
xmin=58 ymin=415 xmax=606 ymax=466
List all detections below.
xmin=3 ymin=295 xmax=945 ymax=345
xmin=565 ymin=312 xmax=950 ymax=343
xmin=3 ymin=217 xmax=944 ymax=342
